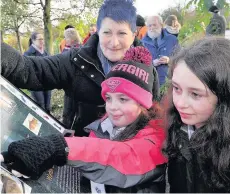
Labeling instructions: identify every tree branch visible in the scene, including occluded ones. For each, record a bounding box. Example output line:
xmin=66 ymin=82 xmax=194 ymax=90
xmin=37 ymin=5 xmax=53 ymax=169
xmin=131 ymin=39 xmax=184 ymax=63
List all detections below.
xmin=51 ymin=17 xmax=66 ymax=21
xmin=13 ymin=0 xmax=41 ymax=5
xmin=70 ymin=1 xmax=87 ymax=17
xmin=40 ymin=0 xmax=45 ymax=9
xmin=51 ymin=7 xmax=72 ymax=12
xmin=18 ymin=18 xmax=27 ymax=28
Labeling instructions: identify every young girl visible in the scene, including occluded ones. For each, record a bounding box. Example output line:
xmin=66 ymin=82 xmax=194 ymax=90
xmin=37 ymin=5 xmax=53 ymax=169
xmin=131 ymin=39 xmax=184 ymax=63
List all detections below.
xmin=165 ymin=37 xmax=230 ymax=192
xmin=1 ymin=47 xmax=167 ymax=193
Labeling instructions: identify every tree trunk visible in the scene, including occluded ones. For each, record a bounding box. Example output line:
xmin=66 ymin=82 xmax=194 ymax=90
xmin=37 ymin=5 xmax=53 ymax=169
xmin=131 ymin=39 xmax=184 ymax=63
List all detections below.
xmin=15 ymin=29 xmax=23 ymax=53
xmin=43 ymin=0 xmax=52 ymax=54
xmin=0 ymin=30 xmax=4 ymax=42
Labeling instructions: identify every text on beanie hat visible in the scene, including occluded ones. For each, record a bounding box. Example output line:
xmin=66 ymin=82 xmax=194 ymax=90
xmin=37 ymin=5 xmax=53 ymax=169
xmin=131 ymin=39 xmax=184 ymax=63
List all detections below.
xmin=101 ymin=47 xmax=154 ymax=109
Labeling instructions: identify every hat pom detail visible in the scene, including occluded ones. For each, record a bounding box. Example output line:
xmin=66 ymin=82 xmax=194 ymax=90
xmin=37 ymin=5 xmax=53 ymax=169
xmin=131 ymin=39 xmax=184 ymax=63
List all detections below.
xmin=123 ymin=46 xmax=152 ymax=66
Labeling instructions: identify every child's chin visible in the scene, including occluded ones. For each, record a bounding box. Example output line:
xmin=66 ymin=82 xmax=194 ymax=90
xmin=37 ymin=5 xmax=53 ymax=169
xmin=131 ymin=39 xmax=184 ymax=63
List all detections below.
xmin=113 ymin=122 xmax=129 ymax=129
xmin=111 ymin=120 xmax=122 ymax=127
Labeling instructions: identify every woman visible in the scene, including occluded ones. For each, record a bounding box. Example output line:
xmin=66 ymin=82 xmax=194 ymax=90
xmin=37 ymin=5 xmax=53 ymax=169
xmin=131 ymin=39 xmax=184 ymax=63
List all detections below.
xmin=24 ymin=32 xmax=52 ymax=114
xmin=1 ymin=0 xmax=159 ymax=136
xmin=164 ymin=15 xmax=181 ymax=37
xmin=165 ymin=37 xmax=230 ymax=192
xmin=1 ymin=47 xmax=167 ymax=193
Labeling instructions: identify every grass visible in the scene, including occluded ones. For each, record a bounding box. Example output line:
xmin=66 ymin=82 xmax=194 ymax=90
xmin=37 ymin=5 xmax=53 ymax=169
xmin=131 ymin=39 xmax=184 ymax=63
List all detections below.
xmin=50 ymin=89 xmax=65 ymax=120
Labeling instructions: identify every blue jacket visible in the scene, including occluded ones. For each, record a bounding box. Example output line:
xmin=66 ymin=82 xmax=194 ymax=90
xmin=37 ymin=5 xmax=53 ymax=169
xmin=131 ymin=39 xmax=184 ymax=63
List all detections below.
xmin=141 ymin=29 xmax=178 ymax=86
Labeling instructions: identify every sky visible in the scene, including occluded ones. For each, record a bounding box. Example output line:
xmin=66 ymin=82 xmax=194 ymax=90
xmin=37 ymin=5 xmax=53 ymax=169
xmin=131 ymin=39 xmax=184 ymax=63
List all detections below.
xmin=135 ymin=0 xmax=190 ymax=17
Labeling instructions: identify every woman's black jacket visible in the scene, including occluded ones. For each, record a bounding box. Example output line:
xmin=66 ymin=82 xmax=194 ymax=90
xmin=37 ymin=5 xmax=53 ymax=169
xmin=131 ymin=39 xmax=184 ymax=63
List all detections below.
xmin=1 ymin=34 xmax=159 ymax=136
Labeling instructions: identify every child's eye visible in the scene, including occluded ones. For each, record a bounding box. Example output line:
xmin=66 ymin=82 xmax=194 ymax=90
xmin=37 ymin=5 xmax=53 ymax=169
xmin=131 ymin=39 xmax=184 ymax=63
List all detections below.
xmin=173 ymin=86 xmax=178 ymax=90
xmin=173 ymin=85 xmax=180 ymax=93
xmin=120 ymin=97 xmax=128 ymax=102
xmin=191 ymin=92 xmax=202 ymax=99
xmin=103 ymin=31 xmax=110 ymax=34
xmin=105 ymin=96 xmax=111 ymax=101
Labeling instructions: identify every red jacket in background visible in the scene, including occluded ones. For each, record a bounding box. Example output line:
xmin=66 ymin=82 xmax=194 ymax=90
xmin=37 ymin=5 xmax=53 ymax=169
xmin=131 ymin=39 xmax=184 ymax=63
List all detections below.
xmin=82 ymin=33 xmax=91 ymax=45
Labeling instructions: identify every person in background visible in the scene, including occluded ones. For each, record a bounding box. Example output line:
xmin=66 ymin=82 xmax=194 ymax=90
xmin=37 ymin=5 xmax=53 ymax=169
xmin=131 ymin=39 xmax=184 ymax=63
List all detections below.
xmin=206 ymin=5 xmax=226 ymax=36
xmin=62 ymin=28 xmax=82 ymax=128
xmin=1 ymin=47 xmax=167 ymax=193
xmin=165 ymin=37 xmax=230 ymax=192
xmin=142 ymin=15 xmax=178 ymax=87
xmin=164 ymin=15 xmax=181 ymax=37
xmin=59 ymin=25 xmax=74 ymax=53
xmin=1 ymin=0 xmax=159 ymax=137
xmin=24 ymin=32 xmax=52 ymax=114
xmin=62 ymin=28 xmax=82 ymax=52
xmin=136 ymin=14 xmax=147 ymax=40
xmin=82 ymin=24 xmax=97 ymax=44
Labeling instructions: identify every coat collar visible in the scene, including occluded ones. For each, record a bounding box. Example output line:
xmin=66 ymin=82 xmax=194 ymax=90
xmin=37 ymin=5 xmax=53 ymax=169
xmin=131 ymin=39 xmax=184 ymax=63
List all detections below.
xmin=179 ymin=125 xmax=193 ymax=161
xmin=75 ymin=33 xmax=103 ymax=72
xmin=83 ymin=116 xmax=124 ymax=139
xmin=27 ymin=45 xmax=47 ymax=55
xmin=28 ymin=45 xmax=37 ymax=54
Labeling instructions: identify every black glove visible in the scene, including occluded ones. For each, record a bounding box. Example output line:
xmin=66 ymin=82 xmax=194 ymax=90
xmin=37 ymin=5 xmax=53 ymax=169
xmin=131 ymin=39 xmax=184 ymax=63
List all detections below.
xmin=1 ymin=134 xmax=68 ymax=180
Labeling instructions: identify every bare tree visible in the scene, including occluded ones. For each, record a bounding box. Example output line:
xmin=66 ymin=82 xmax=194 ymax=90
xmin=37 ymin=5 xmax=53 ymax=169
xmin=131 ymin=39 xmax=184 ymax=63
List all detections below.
xmin=1 ymin=0 xmax=38 ymax=52
xmin=2 ymin=0 xmax=103 ymax=54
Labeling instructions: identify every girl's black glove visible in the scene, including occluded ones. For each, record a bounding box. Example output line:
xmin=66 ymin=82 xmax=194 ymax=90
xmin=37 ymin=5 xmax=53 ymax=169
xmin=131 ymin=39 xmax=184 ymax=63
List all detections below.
xmin=1 ymin=134 xmax=68 ymax=180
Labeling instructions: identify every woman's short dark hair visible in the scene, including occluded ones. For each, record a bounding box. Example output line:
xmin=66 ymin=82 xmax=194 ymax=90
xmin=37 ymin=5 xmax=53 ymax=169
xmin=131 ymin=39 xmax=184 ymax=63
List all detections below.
xmin=165 ymin=37 xmax=230 ymax=190
xmin=96 ymin=0 xmax=137 ymax=33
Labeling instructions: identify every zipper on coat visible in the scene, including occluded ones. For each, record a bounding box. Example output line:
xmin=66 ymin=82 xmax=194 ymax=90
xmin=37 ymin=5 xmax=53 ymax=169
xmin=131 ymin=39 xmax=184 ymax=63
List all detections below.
xmin=78 ymin=54 xmax=105 ymax=78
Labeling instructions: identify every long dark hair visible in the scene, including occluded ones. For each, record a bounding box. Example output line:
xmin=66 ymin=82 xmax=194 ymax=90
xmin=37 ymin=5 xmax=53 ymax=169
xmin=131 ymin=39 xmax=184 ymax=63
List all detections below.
xmin=113 ymin=102 xmax=163 ymax=141
xmin=165 ymin=37 xmax=230 ymax=190
xmin=28 ymin=32 xmax=40 ymax=46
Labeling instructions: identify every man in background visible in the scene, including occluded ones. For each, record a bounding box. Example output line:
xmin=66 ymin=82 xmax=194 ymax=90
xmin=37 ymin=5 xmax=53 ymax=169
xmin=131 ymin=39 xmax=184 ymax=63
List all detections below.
xmin=142 ymin=15 xmax=178 ymax=87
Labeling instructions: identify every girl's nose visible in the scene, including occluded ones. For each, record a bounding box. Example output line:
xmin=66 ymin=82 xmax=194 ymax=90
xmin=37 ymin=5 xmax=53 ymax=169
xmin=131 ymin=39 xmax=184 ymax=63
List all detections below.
xmin=109 ymin=99 xmax=119 ymax=110
xmin=176 ymin=94 xmax=189 ymax=109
